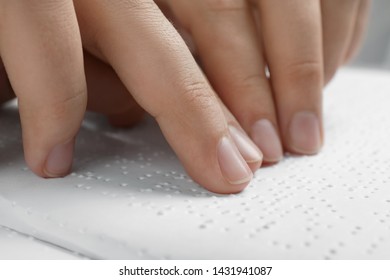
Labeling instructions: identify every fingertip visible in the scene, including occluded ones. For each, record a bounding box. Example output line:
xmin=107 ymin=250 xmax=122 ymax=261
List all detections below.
xmin=202 ymin=176 xmax=252 ymax=195
xmin=217 ymin=136 xmax=253 ymax=187
xmin=24 ymin=138 xmax=75 ymax=179
xmin=228 ymin=125 xmax=263 ymax=170
xmin=43 ymin=139 xmax=75 ymax=178
xmin=287 ymin=111 xmax=322 ymax=155
xmin=247 ymin=161 xmax=262 ymax=172
xmin=251 ymin=119 xmax=284 ymax=164
xmin=184 ymin=135 xmax=254 ymax=195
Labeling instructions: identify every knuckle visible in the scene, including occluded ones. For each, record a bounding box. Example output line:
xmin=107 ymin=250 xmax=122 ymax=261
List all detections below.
xmin=154 ymin=79 xmax=224 ymax=138
xmin=182 ymin=80 xmax=215 ymax=110
xmin=238 ymin=73 xmax=268 ymax=91
xmin=48 ymin=87 xmax=87 ymax=121
xmin=283 ymin=60 xmax=323 ymax=85
xmin=156 ymin=77 xmax=220 ymax=123
xmin=224 ymin=72 xmax=270 ymax=101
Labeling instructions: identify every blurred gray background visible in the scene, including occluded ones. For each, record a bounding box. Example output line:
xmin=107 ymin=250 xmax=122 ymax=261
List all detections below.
xmin=353 ymin=0 xmax=390 ymax=69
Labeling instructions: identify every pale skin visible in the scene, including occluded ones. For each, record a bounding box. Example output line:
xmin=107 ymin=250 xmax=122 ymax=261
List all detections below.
xmin=0 ymin=0 xmax=370 ymax=194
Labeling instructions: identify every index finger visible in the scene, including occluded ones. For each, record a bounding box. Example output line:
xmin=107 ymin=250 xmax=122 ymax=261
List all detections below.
xmin=74 ymin=0 xmax=259 ymax=193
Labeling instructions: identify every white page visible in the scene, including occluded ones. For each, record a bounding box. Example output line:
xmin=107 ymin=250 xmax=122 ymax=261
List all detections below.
xmin=0 ymin=68 xmax=389 ymax=259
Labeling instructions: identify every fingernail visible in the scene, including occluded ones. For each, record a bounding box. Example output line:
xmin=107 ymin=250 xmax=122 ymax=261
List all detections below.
xmin=229 ymin=125 xmax=262 ymax=163
xmin=218 ymin=137 xmax=253 ymax=185
xmin=289 ymin=111 xmax=321 ymax=154
xmin=251 ymin=119 xmax=283 ymax=162
xmin=44 ymin=140 xmax=74 ymax=177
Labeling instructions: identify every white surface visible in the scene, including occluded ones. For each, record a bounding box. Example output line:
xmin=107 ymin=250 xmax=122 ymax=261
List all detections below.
xmin=0 ymin=226 xmax=82 ymax=259
xmin=0 ymin=68 xmax=390 ymax=259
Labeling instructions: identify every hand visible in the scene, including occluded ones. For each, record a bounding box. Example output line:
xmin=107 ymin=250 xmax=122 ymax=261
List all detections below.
xmin=1 ymin=54 xmax=145 ymax=125
xmin=158 ymin=0 xmax=371 ymax=162
xmin=0 ymin=0 xmax=263 ymax=194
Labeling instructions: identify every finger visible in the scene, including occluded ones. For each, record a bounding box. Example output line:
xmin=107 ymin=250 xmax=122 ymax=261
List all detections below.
xmin=156 ymin=0 xmax=198 ymax=56
xmin=83 ymin=51 xmax=145 ymax=127
xmin=258 ymin=0 xmax=324 ymax=155
xmin=1 ymin=51 xmax=144 ymax=127
xmin=0 ymin=0 xmax=87 ymax=177
xmin=344 ymin=0 xmax=372 ymax=64
xmin=75 ymin=0 xmax=261 ymax=193
xmin=321 ymin=0 xmax=361 ymax=84
xmin=82 ymin=42 xmax=262 ymax=170
xmin=216 ymin=96 xmax=263 ymax=173
xmin=166 ymin=0 xmax=283 ymax=163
